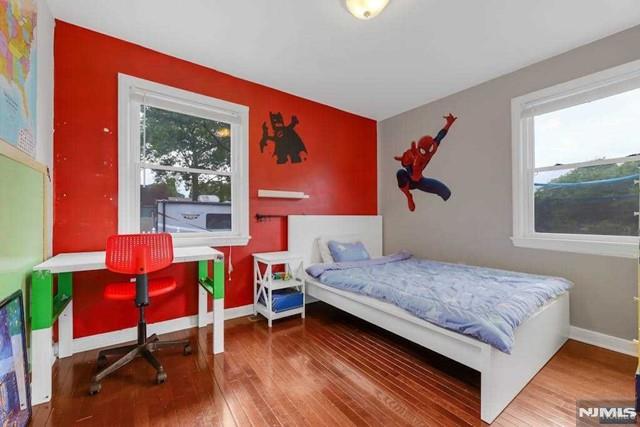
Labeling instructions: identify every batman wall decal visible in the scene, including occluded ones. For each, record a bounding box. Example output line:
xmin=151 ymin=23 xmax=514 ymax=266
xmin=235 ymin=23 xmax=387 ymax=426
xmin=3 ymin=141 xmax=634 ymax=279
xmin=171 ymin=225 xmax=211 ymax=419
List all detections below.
xmin=259 ymin=112 xmax=308 ymax=164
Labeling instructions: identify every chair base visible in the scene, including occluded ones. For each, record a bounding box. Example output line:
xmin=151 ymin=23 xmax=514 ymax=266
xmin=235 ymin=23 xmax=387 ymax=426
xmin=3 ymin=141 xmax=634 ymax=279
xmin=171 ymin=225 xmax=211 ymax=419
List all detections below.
xmin=89 ymin=333 xmax=191 ymax=395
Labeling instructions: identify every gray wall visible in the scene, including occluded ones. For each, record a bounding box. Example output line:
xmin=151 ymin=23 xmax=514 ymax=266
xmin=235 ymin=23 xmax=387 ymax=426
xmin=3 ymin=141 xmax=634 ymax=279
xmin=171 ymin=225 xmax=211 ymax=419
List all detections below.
xmin=379 ymin=25 xmax=640 ymax=340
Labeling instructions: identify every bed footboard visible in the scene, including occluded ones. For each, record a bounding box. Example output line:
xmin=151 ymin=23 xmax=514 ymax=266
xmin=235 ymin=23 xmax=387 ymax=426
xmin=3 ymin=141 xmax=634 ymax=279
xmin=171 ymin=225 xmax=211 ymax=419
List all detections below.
xmin=480 ymin=292 xmax=570 ymax=423
xmin=308 ymin=279 xmax=570 ymax=424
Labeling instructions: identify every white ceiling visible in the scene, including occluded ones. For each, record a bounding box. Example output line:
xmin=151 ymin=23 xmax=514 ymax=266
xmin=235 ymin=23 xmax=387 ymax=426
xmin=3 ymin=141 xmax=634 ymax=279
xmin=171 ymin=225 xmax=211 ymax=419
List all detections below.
xmin=47 ymin=0 xmax=640 ymax=120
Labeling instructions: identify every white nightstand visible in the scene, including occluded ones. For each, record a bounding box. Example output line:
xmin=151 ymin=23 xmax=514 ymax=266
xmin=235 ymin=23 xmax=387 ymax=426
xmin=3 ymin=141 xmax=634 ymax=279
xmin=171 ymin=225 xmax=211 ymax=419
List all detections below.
xmin=253 ymin=251 xmax=305 ymax=327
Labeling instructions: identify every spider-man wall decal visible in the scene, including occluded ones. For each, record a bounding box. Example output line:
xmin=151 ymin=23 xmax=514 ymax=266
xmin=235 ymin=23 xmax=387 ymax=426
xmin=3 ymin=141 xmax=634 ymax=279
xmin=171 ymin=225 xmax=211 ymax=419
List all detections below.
xmin=259 ymin=112 xmax=308 ymax=164
xmin=394 ymin=113 xmax=457 ymax=211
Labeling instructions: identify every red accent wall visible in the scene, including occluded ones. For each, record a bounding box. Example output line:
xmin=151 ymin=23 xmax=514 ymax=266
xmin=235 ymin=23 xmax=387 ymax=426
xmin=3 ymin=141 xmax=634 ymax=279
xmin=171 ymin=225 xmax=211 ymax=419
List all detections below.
xmin=53 ymin=21 xmax=377 ymax=338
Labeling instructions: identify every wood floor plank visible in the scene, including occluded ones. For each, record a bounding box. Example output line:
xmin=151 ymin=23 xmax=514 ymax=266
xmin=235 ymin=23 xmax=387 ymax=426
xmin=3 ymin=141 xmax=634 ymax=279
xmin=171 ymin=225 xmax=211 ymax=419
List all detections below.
xmin=272 ymin=314 xmax=432 ymax=426
xmin=309 ymin=325 xmax=471 ymax=425
xmin=319 ymin=319 xmax=479 ymax=421
xmin=273 ymin=329 xmax=418 ymax=426
xmin=328 ymin=311 xmax=480 ymax=399
xmin=336 ymin=320 xmax=480 ymax=400
xmin=34 ymin=303 xmax=634 ymax=426
xmin=237 ymin=323 xmax=362 ymax=427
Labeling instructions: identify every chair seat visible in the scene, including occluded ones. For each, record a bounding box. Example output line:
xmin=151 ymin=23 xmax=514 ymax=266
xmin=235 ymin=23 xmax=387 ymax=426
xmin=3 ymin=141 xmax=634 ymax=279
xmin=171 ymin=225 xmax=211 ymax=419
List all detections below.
xmin=104 ymin=277 xmax=177 ymax=301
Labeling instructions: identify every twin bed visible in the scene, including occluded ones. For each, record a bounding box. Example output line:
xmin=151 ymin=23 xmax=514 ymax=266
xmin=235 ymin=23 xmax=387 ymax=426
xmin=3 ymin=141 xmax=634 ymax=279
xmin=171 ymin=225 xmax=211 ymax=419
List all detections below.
xmin=288 ymin=215 xmax=571 ymax=424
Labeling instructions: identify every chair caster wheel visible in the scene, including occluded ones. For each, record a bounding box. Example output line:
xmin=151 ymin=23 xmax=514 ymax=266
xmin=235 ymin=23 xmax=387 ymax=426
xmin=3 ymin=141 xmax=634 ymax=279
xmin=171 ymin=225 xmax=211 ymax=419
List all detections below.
xmin=183 ymin=344 xmax=192 ymax=356
xmin=97 ymin=355 xmax=108 ymax=369
xmin=156 ymin=371 xmax=167 ymax=384
xmin=89 ymin=382 xmax=102 ymax=395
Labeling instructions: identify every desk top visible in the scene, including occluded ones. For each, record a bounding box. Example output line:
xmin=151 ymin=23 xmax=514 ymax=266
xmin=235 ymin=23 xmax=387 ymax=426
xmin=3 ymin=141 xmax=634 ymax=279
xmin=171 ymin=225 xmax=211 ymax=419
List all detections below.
xmin=34 ymin=246 xmax=223 ymax=274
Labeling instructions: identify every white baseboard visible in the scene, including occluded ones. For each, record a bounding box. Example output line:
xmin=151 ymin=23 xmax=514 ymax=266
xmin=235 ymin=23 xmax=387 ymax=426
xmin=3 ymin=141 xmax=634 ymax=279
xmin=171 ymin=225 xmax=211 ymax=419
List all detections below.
xmin=569 ymin=326 xmax=636 ymax=357
xmin=71 ymin=304 xmax=253 ymax=354
xmin=224 ymin=304 xmax=254 ymax=320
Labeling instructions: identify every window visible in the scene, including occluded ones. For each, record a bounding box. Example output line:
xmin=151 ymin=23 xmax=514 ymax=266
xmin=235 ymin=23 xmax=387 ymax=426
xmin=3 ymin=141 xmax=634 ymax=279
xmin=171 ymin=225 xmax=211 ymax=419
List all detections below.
xmin=512 ymin=60 xmax=640 ymax=258
xmin=118 ymin=74 xmax=250 ymax=246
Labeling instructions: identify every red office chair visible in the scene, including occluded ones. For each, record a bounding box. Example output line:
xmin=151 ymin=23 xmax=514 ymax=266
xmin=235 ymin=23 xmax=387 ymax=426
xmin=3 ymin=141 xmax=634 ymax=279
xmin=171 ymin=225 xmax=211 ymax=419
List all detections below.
xmin=89 ymin=233 xmax=192 ymax=395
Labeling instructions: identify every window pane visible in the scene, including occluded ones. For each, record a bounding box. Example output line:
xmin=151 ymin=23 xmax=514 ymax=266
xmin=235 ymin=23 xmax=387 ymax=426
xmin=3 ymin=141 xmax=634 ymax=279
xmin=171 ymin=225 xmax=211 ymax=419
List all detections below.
xmin=141 ymin=105 xmax=231 ymax=172
xmin=534 ymin=162 xmax=639 ymax=236
xmin=140 ymin=169 xmax=231 ymax=233
xmin=534 ymin=87 xmax=640 ymax=168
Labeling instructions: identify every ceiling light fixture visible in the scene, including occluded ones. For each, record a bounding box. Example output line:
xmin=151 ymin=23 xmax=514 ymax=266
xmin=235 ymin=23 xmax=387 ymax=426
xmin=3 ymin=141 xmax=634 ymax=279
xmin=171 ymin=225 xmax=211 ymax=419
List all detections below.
xmin=345 ymin=0 xmax=390 ymax=20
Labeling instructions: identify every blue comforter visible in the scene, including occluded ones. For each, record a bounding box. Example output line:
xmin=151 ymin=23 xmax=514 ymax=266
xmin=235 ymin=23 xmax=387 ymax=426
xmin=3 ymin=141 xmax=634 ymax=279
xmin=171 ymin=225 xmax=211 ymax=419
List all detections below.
xmin=306 ymin=252 xmax=571 ymax=353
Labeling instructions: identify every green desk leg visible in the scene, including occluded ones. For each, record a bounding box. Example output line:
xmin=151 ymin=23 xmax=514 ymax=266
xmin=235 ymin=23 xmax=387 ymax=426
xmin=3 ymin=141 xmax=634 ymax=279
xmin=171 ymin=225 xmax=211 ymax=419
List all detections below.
xmin=198 ymin=260 xmax=209 ymax=286
xmin=213 ymin=259 xmax=224 ymax=300
xmin=54 ymin=272 xmax=72 ymax=320
xmin=31 ymin=270 xmax=54 ymax=404
xmin=32 ymin=270 xmax=53 ymax=330
xmin=213 ymin=259 xmax=224 ymax=354
xmin=56 ymin=272 xmax=73 ymax=358
xmin=197 ymin=258 xmax=225 ymax=353
xmin=197 ymin=260 xmax=210 ymax=327
xmin=32 ymin=270 xmax=73 ymax=330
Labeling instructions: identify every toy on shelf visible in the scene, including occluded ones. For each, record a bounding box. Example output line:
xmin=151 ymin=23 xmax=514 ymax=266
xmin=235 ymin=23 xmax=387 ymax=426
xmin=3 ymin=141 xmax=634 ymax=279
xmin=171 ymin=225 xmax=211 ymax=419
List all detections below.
xmin=272 ymin=271 xmax=291 ymax=281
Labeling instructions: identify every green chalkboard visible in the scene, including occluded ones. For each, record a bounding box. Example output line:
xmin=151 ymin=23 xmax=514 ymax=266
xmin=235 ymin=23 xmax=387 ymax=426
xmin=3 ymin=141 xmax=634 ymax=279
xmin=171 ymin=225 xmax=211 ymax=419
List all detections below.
xmin=0 ymin=150 xmax=46 ymax=315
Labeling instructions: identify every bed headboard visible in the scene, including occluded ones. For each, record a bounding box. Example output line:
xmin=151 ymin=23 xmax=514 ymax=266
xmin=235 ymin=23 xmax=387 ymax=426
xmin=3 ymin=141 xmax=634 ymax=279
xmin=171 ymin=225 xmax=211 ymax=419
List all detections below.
xmin=288 ymin=215 xmax=382 ymax=267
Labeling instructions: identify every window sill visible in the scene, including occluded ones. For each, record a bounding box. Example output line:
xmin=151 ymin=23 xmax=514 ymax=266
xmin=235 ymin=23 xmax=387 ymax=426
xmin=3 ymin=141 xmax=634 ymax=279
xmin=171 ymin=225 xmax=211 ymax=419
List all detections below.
xmin=173 ymin=235 xmax=251 ymax=248
xmin=511 ymin=236 xmax=638 ymax=259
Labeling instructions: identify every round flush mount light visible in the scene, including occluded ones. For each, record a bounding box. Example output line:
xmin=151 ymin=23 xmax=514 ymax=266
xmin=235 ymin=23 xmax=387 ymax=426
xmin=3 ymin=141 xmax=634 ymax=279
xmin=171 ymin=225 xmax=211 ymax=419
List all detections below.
xmin=345 ymin=0 xmax=390 ymax=20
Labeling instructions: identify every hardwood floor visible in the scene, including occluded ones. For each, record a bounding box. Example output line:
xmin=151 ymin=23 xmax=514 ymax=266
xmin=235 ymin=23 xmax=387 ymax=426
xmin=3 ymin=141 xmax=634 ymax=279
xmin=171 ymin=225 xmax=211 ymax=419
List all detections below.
xmin=32 ymin=303 xmax=635 ymax=426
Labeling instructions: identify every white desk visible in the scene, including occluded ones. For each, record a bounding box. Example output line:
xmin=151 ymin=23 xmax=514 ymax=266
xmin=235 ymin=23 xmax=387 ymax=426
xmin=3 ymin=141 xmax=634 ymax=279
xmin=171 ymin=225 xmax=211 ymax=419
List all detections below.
xmin=31 ymin=246 xmax=224 ymax=405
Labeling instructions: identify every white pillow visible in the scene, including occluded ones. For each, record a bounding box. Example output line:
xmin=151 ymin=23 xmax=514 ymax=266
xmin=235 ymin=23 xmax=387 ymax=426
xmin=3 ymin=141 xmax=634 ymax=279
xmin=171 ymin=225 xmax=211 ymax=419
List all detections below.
xmin=316 ymin=234 xmax=361 ymax=264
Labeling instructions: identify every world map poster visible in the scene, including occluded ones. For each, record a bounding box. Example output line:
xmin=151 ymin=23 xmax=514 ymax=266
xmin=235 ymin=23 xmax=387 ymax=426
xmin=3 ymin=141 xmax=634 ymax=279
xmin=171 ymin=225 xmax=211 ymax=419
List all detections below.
xmin=0 ymin=0 xmax=36 ymax=157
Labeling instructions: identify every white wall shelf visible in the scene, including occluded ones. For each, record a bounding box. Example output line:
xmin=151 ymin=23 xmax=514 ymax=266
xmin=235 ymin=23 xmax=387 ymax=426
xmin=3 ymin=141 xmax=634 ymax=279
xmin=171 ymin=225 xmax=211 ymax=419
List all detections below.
xmin=258 ymin=189 xmax=310 ymax=199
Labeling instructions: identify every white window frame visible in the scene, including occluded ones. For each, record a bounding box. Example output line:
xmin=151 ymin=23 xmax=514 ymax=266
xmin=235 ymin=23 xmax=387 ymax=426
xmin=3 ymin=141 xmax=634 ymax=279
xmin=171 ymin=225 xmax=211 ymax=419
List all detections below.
xmin=511 ymin=60 xmax=640 ymax=259
xmin=118 ymin=74 xmax=250 ymax=247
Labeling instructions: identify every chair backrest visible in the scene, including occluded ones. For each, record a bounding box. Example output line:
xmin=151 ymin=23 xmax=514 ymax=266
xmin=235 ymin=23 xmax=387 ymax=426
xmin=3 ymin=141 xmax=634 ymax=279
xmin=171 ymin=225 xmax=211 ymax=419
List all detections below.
xmin=105 ymin=233 xmax=174 ymax=275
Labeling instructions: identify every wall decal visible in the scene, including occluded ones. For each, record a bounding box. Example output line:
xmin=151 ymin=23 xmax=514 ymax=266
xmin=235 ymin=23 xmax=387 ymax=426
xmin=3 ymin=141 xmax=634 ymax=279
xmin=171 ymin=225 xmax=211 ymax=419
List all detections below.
xmin=394 ymin=113 xmax=457 ymax=211
xmin=260 ymin=112 xmax=308 ymax=164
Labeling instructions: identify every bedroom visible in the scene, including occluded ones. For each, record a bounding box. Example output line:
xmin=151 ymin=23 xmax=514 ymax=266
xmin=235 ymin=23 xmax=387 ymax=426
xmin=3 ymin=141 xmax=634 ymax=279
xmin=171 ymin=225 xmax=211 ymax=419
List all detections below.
xmin=0 ymin=0 xmax=639 ymax=425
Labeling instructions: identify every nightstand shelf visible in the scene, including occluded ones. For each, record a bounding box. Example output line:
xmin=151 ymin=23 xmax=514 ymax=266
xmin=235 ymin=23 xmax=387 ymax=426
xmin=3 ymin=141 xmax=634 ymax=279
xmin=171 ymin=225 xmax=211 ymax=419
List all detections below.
xmin=267 ymin=278 xmax=301 ymax=290
xmin=253 ymin=251 xmax=305 ymax=327
xmin=255 ymin=303 xmax=305 ymax=321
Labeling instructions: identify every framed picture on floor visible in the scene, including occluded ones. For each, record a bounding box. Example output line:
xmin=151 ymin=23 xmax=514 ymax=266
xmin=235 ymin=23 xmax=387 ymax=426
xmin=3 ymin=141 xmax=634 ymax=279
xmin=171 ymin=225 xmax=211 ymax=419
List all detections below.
xmin=0 ymin=290 xmax=31 ymax=426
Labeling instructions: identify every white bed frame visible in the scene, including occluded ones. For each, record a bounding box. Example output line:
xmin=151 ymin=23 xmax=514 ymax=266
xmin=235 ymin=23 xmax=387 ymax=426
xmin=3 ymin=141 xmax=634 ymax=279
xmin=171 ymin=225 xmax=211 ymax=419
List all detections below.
xmin=288 ymin=215 xmax=569 ymax=424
